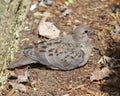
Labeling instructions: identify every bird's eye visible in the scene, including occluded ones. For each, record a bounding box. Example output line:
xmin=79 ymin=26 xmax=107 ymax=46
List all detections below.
xmin=84 ymin=30 xmax=89 ymax=33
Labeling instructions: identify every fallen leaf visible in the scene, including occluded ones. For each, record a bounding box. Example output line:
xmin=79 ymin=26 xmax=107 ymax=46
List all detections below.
xmin=112 ymin=32 xmax=120 ymax=42
xmin=9 ymin=82 xmax=27 ymax=92
xmin=8 ymin=67 xmax=29 ymax=83
xmin=90 ymin=67 xmax=111 ymax=81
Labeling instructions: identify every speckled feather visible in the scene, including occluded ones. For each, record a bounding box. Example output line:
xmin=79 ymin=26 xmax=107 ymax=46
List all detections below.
xmin=8 ymin=25 xmax=93 ymax=70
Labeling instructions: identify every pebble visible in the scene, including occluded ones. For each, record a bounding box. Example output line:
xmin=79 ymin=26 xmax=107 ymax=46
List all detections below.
xmin=38 ymin=21 xmax=60 ymax=39
xmin=30 ymin=4 xmax=37 ymax=11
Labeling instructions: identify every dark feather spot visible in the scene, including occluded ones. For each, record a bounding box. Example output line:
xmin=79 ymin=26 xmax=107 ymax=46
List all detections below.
xmin=64 ymin=55 xmax=69 ymax=59
xmin=54 ymin=41 xmax=60 ymax=44
xmin=59 ymin=52 xmax=62 ymax=54
xmin=48 ymin=48 xmax=54 ymax=52
xmin=55 ymin=50 xmax=58 ymax=53
xmin=49 ymin=54 xmax=53 ymax=56
xmin=41 ymin=46 xmax=47 ymax=48
xmin=39 ymin=41 xmax=46 ymax=44
xmin=39 ymin=50 xmax=46 ymax=52
xmin=47 ymin=43 xmax=52 ymax=45
xmin=56 ymin=54 xmax=59 ymax=56
xmin=24 ymin=46 xmax=34 ymax=50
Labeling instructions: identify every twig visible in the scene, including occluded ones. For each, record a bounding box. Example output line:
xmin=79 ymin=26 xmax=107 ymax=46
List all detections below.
xmin=6 ymin=88 xmax=16 ymax=96
xmin=68 ymin=84 xmax=86 ymax=92
xmin=68 ymin=84 xmax=100 ymax=96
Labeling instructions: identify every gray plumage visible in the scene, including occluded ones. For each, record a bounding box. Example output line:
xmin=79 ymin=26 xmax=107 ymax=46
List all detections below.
xmin=8 ymin=24 xmax=93 ymax=70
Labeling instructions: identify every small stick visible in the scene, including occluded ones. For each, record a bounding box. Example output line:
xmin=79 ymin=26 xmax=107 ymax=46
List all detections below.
xmin=68 ymin=84 xmax=100 ymax=95
xmin=6 ymin=88 xmax=16 ymax=96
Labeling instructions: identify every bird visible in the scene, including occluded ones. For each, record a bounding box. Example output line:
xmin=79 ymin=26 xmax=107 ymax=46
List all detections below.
xmin=8 ymin=24 xmax=93 ymax=70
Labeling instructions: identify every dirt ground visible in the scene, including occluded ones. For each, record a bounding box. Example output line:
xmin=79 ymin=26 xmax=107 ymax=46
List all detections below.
xmin=2 ymin=0 xmax=120 ymax=96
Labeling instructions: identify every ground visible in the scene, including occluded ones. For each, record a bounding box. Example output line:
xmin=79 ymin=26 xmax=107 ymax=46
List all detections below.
xmin=2 ymin=0 xmax=120 ymax=96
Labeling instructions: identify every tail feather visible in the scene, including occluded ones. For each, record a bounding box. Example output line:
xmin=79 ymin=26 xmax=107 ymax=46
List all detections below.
xmin=8 ymin=55 xmax=37 ymax=69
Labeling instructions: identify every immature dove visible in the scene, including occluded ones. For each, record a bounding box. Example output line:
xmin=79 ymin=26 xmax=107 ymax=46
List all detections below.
xmin=8 ymin=24 xmax=93 ymax=70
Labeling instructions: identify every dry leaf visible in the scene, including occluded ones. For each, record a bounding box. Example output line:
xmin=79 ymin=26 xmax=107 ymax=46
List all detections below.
xmin=8 ymin=67 xmax=29 ymax=83
xmin=90 ymin=67 xmax=111 ymax=81
xmin=9 ymin=82 xmax=27 ymax=92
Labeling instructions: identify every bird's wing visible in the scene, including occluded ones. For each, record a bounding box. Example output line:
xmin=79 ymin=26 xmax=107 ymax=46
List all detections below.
xmin=23 ymin=36 xmax=86 ymax=70
xmin=45 ymin=42 xmax=85 ymax=70
xmin=23 ymin=38 xmax=68 ymax=66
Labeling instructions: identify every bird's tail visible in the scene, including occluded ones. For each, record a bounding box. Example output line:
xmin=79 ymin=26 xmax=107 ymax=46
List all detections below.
xmin=7 ymin=55 xmax=36 ymax=69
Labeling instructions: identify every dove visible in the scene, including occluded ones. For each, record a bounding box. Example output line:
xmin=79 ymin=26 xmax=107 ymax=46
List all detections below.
xmin=8 ymin=24 xmax=93 ymax=70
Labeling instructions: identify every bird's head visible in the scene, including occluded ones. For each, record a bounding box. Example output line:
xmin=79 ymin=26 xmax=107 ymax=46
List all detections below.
xmin=72 ymin=24 xmax=95 ymax=43
xmin=72 ymin=24 xmax=94 ymax=36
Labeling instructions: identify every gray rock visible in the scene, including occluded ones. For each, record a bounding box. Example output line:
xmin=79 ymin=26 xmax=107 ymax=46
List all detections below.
xmin=8 ymin=24 xmax=93 ymax=70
